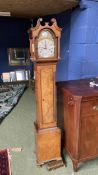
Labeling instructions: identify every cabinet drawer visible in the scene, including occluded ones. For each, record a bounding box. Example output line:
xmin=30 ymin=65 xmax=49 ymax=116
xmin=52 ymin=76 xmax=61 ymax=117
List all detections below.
xmin=81 ymin=100 xmax=98 ymax=116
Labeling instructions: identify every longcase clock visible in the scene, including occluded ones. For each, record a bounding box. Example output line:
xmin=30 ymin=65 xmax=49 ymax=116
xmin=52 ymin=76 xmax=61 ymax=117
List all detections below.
xmin=29 ymin=18 xmax=62 ymax=165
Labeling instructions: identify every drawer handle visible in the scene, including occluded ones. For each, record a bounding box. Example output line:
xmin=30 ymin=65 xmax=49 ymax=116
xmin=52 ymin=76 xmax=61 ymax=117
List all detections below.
xmin=93 ymin=105 xmax=98 ymax=110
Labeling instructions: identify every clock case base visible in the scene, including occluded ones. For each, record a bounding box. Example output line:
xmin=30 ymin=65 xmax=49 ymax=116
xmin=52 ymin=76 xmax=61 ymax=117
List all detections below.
xmin=34 ymin=122 xmax=61 ymax=165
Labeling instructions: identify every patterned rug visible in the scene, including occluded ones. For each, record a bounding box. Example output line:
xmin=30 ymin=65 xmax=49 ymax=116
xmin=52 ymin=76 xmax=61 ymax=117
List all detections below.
xmin=0 ymin=84 xmax=27 ymax=123
xmin=0 ymin=149 xmax=11 ymax=175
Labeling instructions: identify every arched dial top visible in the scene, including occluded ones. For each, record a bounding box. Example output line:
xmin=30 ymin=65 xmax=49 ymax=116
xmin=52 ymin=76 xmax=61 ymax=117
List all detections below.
xmin=36 ymin=29 xmax=56 ymax=59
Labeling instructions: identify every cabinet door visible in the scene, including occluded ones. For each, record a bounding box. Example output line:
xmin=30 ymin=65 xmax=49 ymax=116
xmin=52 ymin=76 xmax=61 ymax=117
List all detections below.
xmin=80 ymin=116 xmax=98 ymax=159
xmin=35 ymin=64 xmax=56 ymax=129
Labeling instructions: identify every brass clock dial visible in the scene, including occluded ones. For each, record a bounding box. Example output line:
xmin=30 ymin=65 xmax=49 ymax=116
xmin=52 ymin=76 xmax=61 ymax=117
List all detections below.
xmin=37 ymin=30 xmax=55 ymax=58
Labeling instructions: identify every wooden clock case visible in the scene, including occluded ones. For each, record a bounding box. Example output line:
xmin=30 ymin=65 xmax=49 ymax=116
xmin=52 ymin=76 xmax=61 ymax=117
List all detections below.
xmin=29 ymin=18 xmax=62 ymax=165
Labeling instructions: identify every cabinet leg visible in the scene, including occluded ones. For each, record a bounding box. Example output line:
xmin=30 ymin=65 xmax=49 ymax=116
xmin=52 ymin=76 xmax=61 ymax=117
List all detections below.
xmin=73 ymin=160 xmax=78 ymax=172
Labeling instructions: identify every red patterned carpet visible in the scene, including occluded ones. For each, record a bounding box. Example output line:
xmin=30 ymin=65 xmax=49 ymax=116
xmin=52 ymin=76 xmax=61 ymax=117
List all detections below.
xmin=0 ymin=149 xmax=11 ymax=175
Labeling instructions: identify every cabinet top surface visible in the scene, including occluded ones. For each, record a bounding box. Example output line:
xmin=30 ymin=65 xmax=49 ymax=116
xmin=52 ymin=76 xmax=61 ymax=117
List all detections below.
xmin=57 ymin=78 xmax=98 ymax=97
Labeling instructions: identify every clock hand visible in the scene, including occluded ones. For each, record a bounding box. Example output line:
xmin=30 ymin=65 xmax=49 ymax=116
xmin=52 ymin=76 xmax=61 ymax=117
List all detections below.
xmin=45 ymin=40 xmax=47 ymax=49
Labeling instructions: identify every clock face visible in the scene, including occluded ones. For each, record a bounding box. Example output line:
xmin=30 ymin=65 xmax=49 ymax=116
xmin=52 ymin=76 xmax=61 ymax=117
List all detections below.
xmin=37 ymin=30 xmax=55 ymax=58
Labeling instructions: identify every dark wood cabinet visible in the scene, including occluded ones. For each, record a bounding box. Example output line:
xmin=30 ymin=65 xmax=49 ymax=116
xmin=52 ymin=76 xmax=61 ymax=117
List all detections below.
xmin=57 ymin=78 xmax=98 ymax=171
